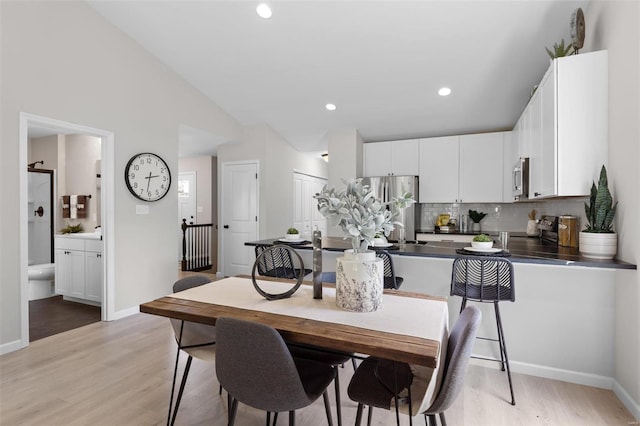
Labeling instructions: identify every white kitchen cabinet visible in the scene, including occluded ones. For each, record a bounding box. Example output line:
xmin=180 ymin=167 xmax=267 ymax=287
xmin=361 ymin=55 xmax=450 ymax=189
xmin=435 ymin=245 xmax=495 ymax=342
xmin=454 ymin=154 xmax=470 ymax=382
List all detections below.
xmin=418 ymin=136 xmax=459 ymax=203
xmin=54 ymin=235 xmax=103 ymax=304
xmin=419 ymin=133 xmax=505 ymax=203
xmin=522 ymin=50 xmax=608 ymax=199
xmin=459 ymin=133 xmax=504 ymax=203
xmin=364 ymin=139 xmax=419 ymax=177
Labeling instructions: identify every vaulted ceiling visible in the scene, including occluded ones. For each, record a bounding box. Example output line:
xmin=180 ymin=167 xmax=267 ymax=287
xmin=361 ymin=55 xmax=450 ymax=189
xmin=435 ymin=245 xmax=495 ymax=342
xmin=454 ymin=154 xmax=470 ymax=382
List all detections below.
xmin=87 ymin=1 xmax=589 ymax=156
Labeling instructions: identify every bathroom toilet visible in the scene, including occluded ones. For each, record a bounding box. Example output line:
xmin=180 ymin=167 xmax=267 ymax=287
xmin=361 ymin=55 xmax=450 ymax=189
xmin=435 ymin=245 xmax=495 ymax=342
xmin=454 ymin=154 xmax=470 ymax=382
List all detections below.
xmin=28 ymin=263 xmax=55 ymax=300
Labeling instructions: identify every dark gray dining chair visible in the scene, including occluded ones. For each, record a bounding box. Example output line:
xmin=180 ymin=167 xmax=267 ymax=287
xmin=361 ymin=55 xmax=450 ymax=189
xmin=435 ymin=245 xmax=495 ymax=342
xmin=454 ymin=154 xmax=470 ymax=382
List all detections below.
xmin=450 ymin=255 xmax=516 ymax=405
xmin=347 ymin=305 xmax=482 ymax=426
xmin=215 ymin=316 xmax=337 ymax=426
xmin=167 ymin=275 xmax=217 ymax=426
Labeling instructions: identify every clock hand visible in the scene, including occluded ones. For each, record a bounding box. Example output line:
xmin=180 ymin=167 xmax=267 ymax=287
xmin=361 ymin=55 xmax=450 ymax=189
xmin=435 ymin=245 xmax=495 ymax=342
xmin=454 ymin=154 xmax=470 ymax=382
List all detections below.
xmin=146 ymin=171 xmax=152 ymax=192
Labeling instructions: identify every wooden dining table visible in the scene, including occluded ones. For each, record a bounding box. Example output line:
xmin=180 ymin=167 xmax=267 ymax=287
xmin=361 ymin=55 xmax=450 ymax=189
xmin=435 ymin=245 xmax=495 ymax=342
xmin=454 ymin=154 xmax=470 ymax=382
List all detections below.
xmin=140 ymin=275 xmax=450 ymax=415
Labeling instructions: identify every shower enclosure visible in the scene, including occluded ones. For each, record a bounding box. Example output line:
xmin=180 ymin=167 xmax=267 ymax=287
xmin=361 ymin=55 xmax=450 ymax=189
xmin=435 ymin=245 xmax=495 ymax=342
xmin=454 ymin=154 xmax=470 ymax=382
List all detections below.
xmin=28 ymin=168 xmax=54 ymax=265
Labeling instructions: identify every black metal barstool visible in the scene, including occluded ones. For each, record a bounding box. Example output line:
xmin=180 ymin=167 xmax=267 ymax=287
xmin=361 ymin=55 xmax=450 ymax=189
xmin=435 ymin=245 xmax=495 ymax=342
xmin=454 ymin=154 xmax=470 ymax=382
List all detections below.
xmin=375 ymin=250 xmax=403 ymax=289
xmin=450 ymin=255 xmax=516 ymax=405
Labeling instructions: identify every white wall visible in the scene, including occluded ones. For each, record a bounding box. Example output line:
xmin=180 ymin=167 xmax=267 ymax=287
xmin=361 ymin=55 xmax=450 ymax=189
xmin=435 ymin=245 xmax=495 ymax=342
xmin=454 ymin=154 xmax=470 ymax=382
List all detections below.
xmin=0 ymin=1 xmax=242 ymax=347
xmin=585 ymin=0 xmax=640 ymax=416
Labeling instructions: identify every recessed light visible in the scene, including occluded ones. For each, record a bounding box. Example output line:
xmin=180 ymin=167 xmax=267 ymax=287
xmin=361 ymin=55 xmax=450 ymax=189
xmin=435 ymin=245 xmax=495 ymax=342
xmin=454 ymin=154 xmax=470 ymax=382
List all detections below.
xmin=256 ymin=3 xmax=272 ymax=19
xmin=325 ymin=103 xmax=337 ymax=111
xmin=438 ymin=87 xmax=452 ymax=96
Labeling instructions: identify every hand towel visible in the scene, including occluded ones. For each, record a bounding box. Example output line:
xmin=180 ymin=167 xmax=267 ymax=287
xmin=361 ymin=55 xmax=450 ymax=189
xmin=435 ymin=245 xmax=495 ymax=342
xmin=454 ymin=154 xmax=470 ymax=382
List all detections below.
xmin=70 ymin=195 xmax=78 ymax=219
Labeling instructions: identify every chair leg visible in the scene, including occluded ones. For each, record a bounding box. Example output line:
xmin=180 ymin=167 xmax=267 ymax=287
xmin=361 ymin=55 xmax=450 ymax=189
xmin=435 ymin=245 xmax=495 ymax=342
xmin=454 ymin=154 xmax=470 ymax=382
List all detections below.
xmin=355 ymin=403 xmax=363 ymax=426
xmin=167 ymin=344 xmax=183 ymax=426
xmin=322 ymin=390 xmax=334 ymax=426
xmin=366 ymin=406 xmax=373 ymax=426
xmin=494 ymin=302 xmax=516 ymax=406
xmin=493 ymin=302 xmax=506 ymax=372
xmin=439 ymin=412 xmax=447 ymax=426
xmin=266 ymin=412 xmax=271 ymax=426
xmin=170 ymin=354 xmax=193 ymax=426
xmin=228 ymin=397 xmax=238 ymax=426
xmin=351 ymin=358 xmax=357 ymax=371
xmin=289 ymin=410 xmax=295 ymax=426
xmin=219 ymin=384 xmax=223 ymax=395
xmin=273 ymin=412 xmax=279 ymax=426
xmin=333 ymin=366 xmax=342 ymax=426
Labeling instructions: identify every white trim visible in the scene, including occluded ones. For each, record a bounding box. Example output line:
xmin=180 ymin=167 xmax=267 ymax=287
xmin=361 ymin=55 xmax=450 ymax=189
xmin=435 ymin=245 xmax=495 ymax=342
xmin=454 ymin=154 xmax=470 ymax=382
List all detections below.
xmin=219 ymin=160 xmax=260 ymax=277
xmin=111 ymin=305 xmax=140 ymax=321
xmin=19 ymin=113 xmax=116 ymax=353
xmin=613 ymin=380 xmax=640 ymax=422
xmin=470 ymin=357 xmax=614 ymax=389
xmin=0 ymin=339 xmax=23 ymax=356
xmin=292 ymin=169 xmax=328 ymax=180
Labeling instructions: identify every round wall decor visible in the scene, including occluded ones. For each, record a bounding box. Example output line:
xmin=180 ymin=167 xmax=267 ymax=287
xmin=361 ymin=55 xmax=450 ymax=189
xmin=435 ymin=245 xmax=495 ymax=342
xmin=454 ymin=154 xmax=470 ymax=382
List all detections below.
xmin=124 ymin=152 xmax=171 ymax=202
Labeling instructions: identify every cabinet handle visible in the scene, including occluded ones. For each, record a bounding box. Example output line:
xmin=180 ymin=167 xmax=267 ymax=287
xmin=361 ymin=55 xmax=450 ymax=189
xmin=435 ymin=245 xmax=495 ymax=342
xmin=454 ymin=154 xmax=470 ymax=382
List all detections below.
xmin=97 ymin=254 xmax=102 ymax=258
xmin=534 ymin=192 xmax=541 ymax=197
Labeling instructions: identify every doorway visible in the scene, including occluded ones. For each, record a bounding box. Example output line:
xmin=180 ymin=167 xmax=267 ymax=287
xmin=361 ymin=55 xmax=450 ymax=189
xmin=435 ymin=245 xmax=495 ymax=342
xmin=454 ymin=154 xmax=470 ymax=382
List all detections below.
xmin=19 ymin=113 xmax=115 ymax=349
xmin=221 ymin=161 xmax=259 ymax=277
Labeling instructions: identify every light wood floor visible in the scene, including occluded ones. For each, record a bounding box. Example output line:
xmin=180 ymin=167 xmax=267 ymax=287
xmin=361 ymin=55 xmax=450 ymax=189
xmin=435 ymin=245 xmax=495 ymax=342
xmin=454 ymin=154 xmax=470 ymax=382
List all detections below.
xmin=0 ymin=313 xmax=634 ymax=425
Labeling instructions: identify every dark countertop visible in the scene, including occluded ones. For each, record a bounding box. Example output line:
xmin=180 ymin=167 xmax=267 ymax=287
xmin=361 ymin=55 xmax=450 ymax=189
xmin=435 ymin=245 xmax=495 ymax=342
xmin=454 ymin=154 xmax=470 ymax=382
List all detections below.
xmin=246 ymin=236 xmax=636 ymax=270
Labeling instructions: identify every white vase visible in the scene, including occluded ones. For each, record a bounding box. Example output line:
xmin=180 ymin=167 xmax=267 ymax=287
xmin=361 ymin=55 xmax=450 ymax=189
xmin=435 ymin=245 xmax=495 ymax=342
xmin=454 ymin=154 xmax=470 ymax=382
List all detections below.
xmin=579 ymin=232 xmax=617 ymax=260
xmin=335 ymin=250 xmax=383 ymax=312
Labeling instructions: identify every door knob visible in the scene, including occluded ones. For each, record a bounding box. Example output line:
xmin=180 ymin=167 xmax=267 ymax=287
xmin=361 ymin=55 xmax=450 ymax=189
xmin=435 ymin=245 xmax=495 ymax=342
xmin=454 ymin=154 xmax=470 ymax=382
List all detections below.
xmin=34 ymin=206 xmax=44 ymax=217
xmin=223 ymin=225 xmax=229 ymax=229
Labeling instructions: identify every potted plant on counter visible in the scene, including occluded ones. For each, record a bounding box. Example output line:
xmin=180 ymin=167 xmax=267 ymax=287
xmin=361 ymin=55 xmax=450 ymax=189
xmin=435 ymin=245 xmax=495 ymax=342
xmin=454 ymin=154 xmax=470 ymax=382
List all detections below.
xmin=468 ymin=209 xmax=487 ymax=233
xmin=579 ymin=165 xmax=618 ymax=259
xmin=285 ymin=227 xmax=300 ymax=241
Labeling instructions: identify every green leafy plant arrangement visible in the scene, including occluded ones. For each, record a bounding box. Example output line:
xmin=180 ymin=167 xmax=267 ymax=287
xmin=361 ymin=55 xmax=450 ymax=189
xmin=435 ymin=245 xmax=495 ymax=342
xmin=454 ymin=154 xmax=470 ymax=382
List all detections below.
xmin=545 ymin=38 xmax=574 ymax=59
xmin=286 ymin=227 xmax=299 ymax=234
xmin=468 ymin=210 xmax=487 ymax=224
xmin=314 ymin=178 xmax=415 ymax=251
xmin=60 ymin=223 xmax=83 ymax=234
xmin=473 ymin=234 xmax=492 ymax=242
xmin=584 ymin=165 xmax=617 ymax=233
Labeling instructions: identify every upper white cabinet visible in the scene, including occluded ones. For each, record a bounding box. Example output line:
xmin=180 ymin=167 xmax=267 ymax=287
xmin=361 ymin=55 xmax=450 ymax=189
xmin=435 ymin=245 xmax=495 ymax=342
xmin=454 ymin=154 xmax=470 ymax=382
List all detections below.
xmin=419 ymin=133 xmax=505 ymax=203
xmin=418 ymin=136 xmax=459 ymax=203
xmin=522 ymin=50 xmax=608 ymax=199
xmin=364 ymin=139 xmax=420 ymax=177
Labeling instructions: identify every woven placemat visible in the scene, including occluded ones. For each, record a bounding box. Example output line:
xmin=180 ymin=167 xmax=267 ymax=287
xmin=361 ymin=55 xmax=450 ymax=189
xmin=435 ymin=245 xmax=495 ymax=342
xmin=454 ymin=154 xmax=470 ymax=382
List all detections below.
xmin=455 ymin=248 xmax=512 ymax=257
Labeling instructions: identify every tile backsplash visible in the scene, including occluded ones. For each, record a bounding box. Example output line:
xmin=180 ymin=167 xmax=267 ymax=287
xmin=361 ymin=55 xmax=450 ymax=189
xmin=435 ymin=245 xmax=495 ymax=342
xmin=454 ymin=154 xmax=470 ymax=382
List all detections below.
xmin=418 ymin=198 xmax=587 ymax=233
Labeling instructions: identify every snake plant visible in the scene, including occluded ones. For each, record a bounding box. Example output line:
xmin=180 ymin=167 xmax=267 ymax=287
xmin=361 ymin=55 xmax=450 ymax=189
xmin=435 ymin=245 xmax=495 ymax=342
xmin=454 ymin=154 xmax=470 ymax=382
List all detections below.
xmin=545 ymin=38 xmax=573 ymax=59
xmin=584 ymin=165 xmax=617 ymax=233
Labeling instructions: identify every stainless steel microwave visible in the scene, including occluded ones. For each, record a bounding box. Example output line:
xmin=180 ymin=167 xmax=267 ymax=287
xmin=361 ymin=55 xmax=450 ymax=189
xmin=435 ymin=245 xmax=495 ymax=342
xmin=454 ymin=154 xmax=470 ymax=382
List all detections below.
xmin=512 ymin=157 xmax=530 ymax=201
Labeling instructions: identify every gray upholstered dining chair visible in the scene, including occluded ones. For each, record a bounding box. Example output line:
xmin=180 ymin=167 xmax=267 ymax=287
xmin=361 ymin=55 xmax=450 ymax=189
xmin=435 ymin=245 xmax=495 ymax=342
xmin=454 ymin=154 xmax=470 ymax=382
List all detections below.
xmin=450 ymin=255 xmax=516 ymax=405
xmin=167 ymin=275 xmax=217 ymax=426
xmin=347 ymin=305 xmax=482 ymax=426
xmin=215 ymin=316 xmax=337 ymax=426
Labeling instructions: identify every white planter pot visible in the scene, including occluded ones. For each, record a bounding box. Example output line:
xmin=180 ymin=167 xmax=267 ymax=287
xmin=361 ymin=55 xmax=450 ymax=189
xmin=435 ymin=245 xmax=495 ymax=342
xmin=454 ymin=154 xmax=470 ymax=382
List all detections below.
xmin=579 ymin=232 xmax=617 ymax=260
xmin=335 ymin=250 xmax=383 ymax=312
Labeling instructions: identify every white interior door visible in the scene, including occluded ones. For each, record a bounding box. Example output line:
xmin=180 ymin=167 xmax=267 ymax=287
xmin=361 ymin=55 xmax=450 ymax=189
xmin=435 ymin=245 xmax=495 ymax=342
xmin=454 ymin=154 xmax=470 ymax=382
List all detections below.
xmin=222 ymin=162 xmax=258 ymax=276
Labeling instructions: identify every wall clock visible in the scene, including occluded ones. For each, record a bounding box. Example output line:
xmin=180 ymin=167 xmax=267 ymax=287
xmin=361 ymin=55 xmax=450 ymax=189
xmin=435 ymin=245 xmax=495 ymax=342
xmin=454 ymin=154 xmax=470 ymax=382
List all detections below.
xmin=124 ymin=152 xmax=172 ymax=201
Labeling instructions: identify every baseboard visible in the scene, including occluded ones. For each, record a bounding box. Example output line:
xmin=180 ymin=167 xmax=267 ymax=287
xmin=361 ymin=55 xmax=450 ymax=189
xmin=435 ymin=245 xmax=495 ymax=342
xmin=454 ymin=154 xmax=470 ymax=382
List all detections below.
xmin=110 ymin=305 xmax=140 ymax=321
xmin=216 ymin=271 xmax=224 ymax=278
xmin=470 ymin=356 xmax=614 ymax=389
xmin=0 ymin=339 xmax=24 ymax=355
xmin=613 ymin=380 xmax=640 ymax=422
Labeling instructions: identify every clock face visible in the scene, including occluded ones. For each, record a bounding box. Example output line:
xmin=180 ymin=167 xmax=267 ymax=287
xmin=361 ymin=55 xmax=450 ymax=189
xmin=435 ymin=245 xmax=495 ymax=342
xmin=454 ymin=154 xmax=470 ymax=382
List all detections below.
xmin=125 ymin=153 xmax=171 ymax=202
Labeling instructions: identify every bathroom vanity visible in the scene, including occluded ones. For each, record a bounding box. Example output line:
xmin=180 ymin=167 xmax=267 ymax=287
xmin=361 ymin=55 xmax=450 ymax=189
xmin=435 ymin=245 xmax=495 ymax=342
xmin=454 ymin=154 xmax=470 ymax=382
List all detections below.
xmin=54 ymin=233 xmax=102 ymax=305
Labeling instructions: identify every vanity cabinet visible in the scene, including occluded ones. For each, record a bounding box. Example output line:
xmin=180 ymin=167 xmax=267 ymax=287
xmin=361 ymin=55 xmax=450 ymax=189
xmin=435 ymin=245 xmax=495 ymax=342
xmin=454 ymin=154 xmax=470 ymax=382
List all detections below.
xmin=520 ymin=50 xmax=608 ymax=199
xmin=55 ymin=236 xmax=102 ymax=304
xmin=364 ymin=139 xmax=420 ymax=177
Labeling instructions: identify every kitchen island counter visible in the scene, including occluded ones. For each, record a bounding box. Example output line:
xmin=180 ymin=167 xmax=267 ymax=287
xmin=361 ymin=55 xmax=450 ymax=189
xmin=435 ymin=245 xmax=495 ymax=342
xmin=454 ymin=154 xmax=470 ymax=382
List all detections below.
xmin=246 ymin=236 xmax=636 ymax=270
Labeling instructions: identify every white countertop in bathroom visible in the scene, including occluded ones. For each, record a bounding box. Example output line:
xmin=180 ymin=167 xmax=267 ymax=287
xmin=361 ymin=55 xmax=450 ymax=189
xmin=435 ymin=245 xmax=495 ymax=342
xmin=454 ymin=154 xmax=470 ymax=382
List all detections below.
xmin=55 ymin=232 xmax=102 ymax=240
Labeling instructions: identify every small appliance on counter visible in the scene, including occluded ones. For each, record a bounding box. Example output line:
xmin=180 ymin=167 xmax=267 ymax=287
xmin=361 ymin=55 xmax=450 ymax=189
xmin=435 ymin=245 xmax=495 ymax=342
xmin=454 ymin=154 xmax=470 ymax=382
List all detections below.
xmin=558 ymin=215 xmax=579 ymax=248
xmin=537 ymin=215 xmax=558 ymax=244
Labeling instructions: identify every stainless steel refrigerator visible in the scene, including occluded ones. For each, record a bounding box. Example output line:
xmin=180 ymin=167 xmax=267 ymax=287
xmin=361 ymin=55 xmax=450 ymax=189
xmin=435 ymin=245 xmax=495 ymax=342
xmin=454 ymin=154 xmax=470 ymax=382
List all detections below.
xmin=361 ymin=176 xmax=419 ymax=242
